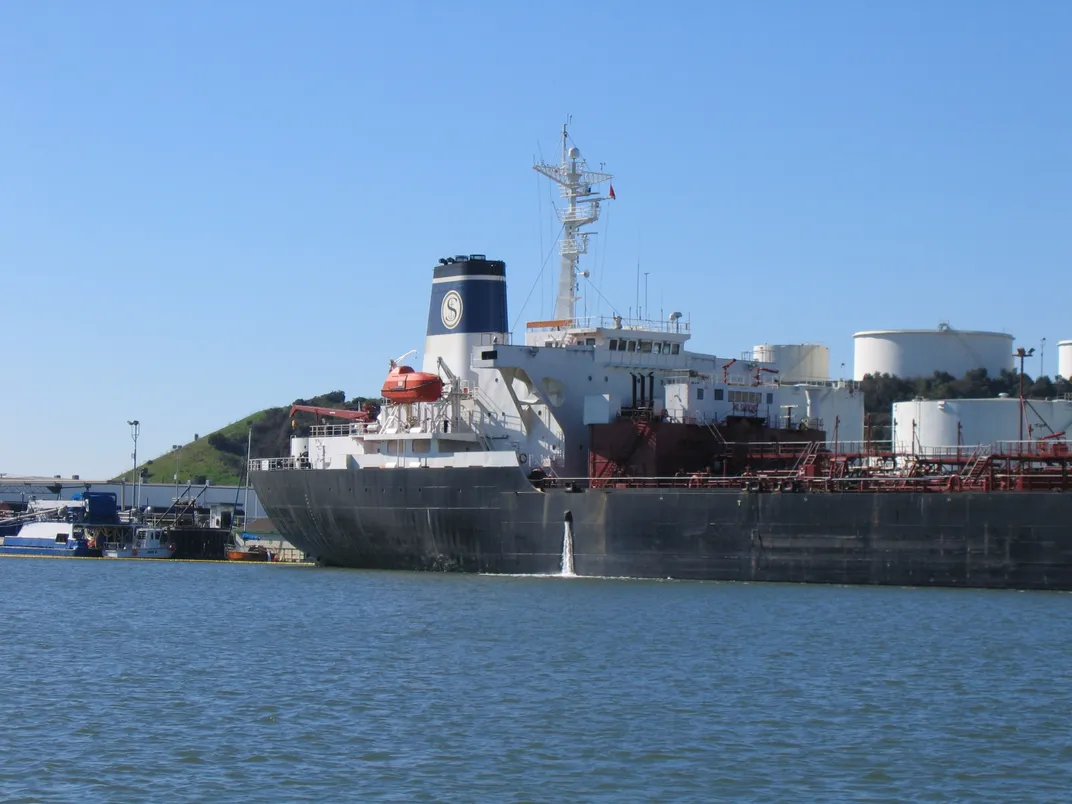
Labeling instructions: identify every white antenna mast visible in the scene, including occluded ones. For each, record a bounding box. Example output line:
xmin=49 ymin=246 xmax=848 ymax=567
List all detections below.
xmin=533 ymin=120 xmax=613 ymax=324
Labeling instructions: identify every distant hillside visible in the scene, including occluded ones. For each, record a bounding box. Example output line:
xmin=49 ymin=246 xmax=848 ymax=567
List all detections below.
xmin=114 ymin=391 xmax=380 ymax=487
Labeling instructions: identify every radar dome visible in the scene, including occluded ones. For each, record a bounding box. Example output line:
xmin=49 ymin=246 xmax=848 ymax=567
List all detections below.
xmin=568 ymin=146 xmax=581 ymax=159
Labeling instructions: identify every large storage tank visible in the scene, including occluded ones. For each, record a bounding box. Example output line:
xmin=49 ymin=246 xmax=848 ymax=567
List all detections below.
xmin=753 ymin=343 xmax=831 ymax=382
xmin=891 ymin=397 xmax=1072 ymax=450
xmin=1059 ymin=340 xmax=1072 ymax=380
xmin=779 ymin=383 xmax=865 ymax=442
xmin=853 ymin=325 xmax=1014 ymax=380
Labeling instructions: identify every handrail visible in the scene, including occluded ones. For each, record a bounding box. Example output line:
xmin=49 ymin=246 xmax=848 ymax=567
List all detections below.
xmin=250 ymin=457 xmax=300 ymax=472
xmin=526 ymin=314 xmax=691 ymax=334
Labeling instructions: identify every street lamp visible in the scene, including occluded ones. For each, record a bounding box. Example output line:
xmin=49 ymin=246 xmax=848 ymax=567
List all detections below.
xmin=173 ymin=444 xmax=181 ymax=500
xmin=1013 ymin=348 xmax=1034 ymax=444
xmin=127 ymin=420 xmax=140 ymax=509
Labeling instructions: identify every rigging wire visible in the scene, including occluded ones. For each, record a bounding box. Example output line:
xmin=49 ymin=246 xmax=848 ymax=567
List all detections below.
xmin=545 ymin=165 xmax=558 ymax=315
xmin=536 ymin=167 xmax=544 ymax=319
xmin=582 ymin=273 xmax=621 ymax=318
xmin=536 ymin=137 xmax=559 ymax=317
xmin=597 ymin=200 xmax=612 ymax=303
xmin=511 ymin=223 xmax=565 ymax=335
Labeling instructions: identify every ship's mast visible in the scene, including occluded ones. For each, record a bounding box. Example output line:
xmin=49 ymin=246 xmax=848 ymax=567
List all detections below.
xmin=533 ymin=122 xmax=614 ymax=324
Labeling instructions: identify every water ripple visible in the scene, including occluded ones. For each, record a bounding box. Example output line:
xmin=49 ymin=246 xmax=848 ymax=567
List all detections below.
xmin=1 ymin=560 xmax=1071 ymax=801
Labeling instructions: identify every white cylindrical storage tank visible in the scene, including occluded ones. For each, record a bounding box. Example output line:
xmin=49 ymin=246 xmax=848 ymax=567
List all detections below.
xmin=892 ymin=398 xmax=1072 ymax=450
xmin=853 ymin=325 xmax=1014 ymax=380
xmin=752 ymin=344 xmax=776 ymax=365
xmin=777 ymin=384 xmax=865 ymax=442
xmin=1058 ymin=340 xmax=1072 ymax=380
xmin=752 ymin=343 xmax=831 ymax=382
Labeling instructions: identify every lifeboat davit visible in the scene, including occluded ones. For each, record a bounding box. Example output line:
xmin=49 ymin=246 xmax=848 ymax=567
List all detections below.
xmin=381 ymin=366 xmax=444 ymax=404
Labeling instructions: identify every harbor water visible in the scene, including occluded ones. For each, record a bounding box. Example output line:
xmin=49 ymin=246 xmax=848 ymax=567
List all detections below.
xmin=1 ymin=559 xmax=1070 ymax=802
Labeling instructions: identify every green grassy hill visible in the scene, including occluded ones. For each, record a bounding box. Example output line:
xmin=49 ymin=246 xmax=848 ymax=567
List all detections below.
xmin=114 ymin=391 xmax=380 ymax=487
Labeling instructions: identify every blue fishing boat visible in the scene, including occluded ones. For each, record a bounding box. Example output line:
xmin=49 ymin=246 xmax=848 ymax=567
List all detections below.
xmin=0 ymin=492 xmax=127 ymax=558
xmin=0 ymin=521 xmax=103 ymax=557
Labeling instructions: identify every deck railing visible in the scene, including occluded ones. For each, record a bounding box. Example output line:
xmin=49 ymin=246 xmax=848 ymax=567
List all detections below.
xmin=250 ymin=457 xmax=300 ymax=472
xmin=526 ymin=314 xmax=690 ymax=334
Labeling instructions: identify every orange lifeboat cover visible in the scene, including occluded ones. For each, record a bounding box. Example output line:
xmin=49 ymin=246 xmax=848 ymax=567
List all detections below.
xmin=381 ymin=366 xmax=444 ymax=404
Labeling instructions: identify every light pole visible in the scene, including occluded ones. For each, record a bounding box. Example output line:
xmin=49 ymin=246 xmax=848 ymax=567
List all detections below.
xmin=173 ymin=444 xmax=181 ymax=500
xmin=1014 ymin=348 xmax=1034 ymax=444
xmin=1041 ymin=337 xmax=1046 ymax=378
xmin=243 ymin=426 xmax=252 ymax=528
xmin=127 ymin=420 xmax=140 ymax=509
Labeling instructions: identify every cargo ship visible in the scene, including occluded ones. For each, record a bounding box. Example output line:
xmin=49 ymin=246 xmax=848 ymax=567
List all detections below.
xmin=250 ymin=125 xmax=1072 ymax=590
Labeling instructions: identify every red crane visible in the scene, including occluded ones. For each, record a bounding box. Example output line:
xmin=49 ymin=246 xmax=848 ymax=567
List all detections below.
xmin=722 ymin=359 xmax=737 ymax=384
xmin=289 ymin=403 xmax=378 ymax=424
xmin=753 ymin=367 xmax=780 ymax=386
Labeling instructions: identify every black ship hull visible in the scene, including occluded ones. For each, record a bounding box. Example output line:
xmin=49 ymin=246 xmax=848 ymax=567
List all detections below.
xmin=251 ymin=467 xmax=1072 ymax=590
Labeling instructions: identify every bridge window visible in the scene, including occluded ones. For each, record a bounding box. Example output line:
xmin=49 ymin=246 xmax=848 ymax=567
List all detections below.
xmin=609 ymin=339 xmax=618 ymax=350
xmin=696 ymin=388 xmax=705 ymax=400
xmin=670 ymin=343 xmax=680 ymax=355
xmin=627 ymin=341 xmax=637 ymax=352
xmin=767 ymin=393 xmax=774 ymax=404
xmin=713 ymin=389 xmax=724 ymax=400
xmin=640 ymin=341 xmax=653 ymax=353
xmin=729 ymin=390 xmax=761 ymax=404
xmin=585 ymin=338 xmax=596 ymax=346
xmin=653 ymin=342 xmax=662 ymax=354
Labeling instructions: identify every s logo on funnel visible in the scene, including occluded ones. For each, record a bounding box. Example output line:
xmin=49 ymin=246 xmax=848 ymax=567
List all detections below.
xmin=441 ymin=290 xmax=463 ymax=330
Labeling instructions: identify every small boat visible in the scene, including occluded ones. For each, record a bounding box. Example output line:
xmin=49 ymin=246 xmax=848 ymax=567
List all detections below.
xmin=226 ymin=543 xmax=274 ymax=562
xmin=380 ymin=365 xmax=444 ymax=404
xmin=0 ymin=521 xmax=103 ymax=557
xmin=102 ymin=526 xmax=176 ymax=559
xmin=0 ymin=492 xmax=132 ymax=558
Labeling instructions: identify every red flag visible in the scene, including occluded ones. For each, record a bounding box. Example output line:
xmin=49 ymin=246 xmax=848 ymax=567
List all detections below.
xmin=609 ymin=184 xmax=616 ymax=200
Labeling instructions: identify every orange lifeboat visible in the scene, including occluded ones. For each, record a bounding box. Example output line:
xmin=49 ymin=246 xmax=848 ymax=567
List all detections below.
xmin=381 ymin=366 xmax=444 ymax=404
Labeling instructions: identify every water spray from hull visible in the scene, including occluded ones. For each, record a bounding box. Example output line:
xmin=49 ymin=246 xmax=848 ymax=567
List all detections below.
xmin=561 ymin=510 xmax=576 ymax=577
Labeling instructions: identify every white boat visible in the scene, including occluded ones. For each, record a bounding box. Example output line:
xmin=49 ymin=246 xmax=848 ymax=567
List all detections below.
xmin=0 ymin=493 xmax=127 ymax=558
xmin=102 ymin=526 xmax=176 ymax=559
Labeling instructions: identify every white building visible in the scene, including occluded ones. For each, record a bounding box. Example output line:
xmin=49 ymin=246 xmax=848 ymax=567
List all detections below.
xmin=891 ymin=397 xmax=1072 ymax=451
xmin=854 ymin=325 xmax=1014 ymax=381
xmin=0 ymin=478 xmax=263 ymax=518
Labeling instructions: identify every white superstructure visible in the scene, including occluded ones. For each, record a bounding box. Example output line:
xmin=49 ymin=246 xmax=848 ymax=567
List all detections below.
xmin=257 ymin=124 xmax=863 ymax=480
xmin=853 ymin=325 xmax=1014 ymax=381
xmin=1059 ymin=340 xmax=1072 ymax=380
xmin=892 ymin=397 xmax=1072 ymax=452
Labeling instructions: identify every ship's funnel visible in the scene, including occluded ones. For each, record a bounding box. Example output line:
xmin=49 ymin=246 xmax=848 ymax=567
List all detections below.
xmin=423 ymin=254 xmax=508 ymax=379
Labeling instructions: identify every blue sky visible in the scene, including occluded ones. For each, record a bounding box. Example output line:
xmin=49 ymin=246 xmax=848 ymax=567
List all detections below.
xmin=2 ymin=0 xmax=1070 ymax=478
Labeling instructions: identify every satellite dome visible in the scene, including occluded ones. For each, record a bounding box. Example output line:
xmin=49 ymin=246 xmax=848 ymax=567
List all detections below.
xmin=568 ymin=146 xmax=581 ymax=159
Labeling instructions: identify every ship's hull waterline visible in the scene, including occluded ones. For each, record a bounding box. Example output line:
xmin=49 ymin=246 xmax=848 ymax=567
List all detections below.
xmin=252 ymin=467 xmax=1072 ymax=590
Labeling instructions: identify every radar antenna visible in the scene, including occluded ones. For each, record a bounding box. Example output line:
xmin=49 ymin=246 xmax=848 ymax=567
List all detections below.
xmin=532 ymin=122 xmax=613 ymax=324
